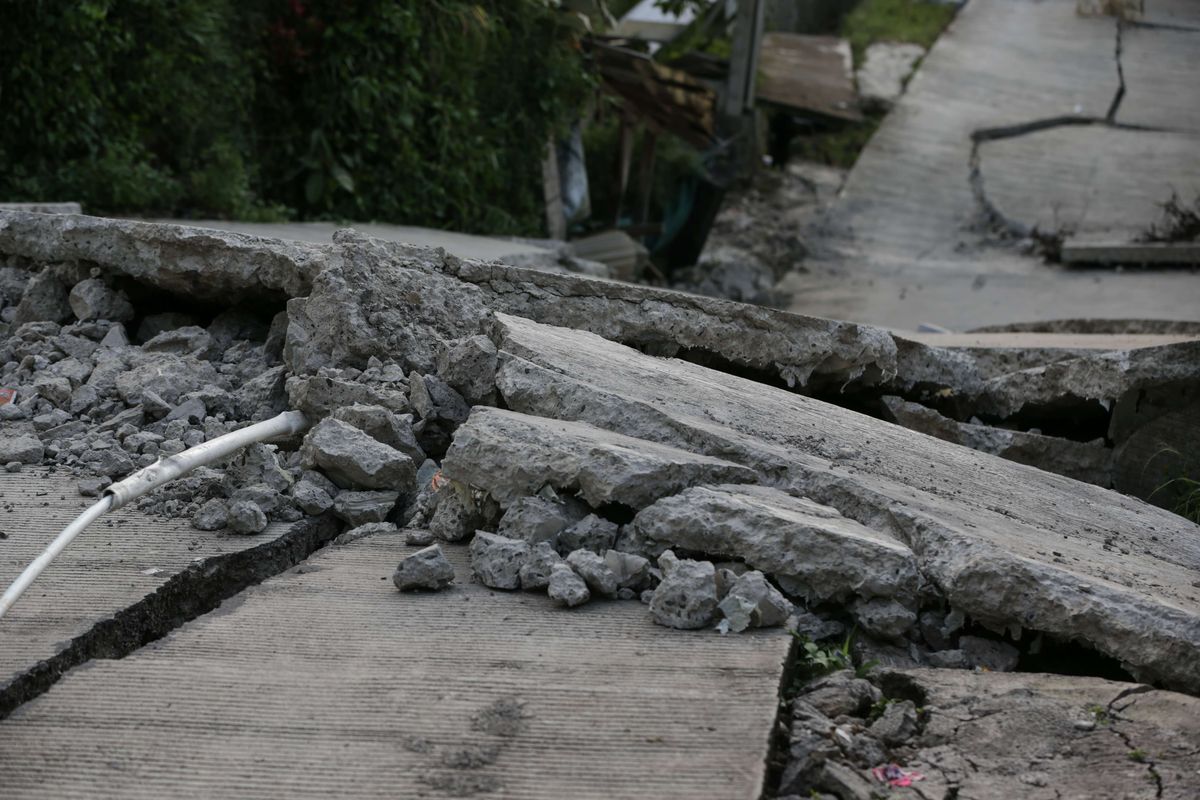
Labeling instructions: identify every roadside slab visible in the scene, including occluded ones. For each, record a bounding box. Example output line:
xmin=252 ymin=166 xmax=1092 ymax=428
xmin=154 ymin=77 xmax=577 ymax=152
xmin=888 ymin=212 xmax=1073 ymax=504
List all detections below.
xmin=0 ymin=468 xmax=337 ymax=717
xmin=0 ymin=532 xmax=790 ymax=799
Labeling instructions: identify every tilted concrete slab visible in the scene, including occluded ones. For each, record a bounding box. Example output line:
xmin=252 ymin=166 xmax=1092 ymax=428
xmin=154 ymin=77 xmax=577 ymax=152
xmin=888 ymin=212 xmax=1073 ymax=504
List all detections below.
xmin=0 ymin=532 xmax=790 ymax=799
xmin=443 ymin=406 xmax=759 ymax=508
xmin=492 ymin=313 xmax=1200 ymax=692
xmin=0 ymin=468 xmax=338 ymax=717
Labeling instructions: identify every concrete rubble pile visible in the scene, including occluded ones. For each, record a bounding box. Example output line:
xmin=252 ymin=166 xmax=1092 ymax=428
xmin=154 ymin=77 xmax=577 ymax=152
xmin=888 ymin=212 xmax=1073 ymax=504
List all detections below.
xmin=1 ymin=210 xmax=1199 ymax=796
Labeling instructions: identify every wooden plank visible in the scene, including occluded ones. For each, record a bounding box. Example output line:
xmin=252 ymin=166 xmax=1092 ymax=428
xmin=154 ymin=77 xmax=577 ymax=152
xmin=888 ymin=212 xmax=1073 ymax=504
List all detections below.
xmin=755 ymin=33 xmax=862 ymax=121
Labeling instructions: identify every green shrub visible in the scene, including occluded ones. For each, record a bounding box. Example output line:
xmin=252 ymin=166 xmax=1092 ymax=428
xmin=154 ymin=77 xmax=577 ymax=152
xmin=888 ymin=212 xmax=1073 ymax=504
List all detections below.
xmin=0 ymin=0 xmax=592 ymax=233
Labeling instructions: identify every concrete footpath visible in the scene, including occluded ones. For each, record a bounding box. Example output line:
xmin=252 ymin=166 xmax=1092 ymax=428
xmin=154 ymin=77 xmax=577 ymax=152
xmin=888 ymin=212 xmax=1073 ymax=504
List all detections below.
xmin=0 ymin=531 xmax=790 ymax=799
xmin=781 ymin=0 xmax=1200 ymax=330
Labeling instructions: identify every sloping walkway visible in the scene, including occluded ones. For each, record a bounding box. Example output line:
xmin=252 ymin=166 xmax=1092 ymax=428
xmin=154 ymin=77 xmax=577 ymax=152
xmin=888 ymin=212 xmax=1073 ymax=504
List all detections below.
xmin=0 ymin=532 xmax=789 ymax=799
xmin=780 ymin=0 xmax=1200 ymax=329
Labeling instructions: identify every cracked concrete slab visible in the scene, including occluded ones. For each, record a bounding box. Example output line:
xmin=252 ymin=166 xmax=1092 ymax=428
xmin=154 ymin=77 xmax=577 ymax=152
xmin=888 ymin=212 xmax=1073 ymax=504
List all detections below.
xmin=0 ymin=532 xmax=789 ymax=799
xmin=779 ymin=0 xmax=1200 ymax=328
xmin=0 ymin=468 xmax=338 ymax=718
xmin=0 ymin=211 xmax=324 ymax=300
xmin=783 ymin=667 xmax=1200 ymax=799
xmin=977 ymin=124 xmax=1200 ymax=240
xmin=442 ymin=406 xmax=758 ymax=508
xmin=1118 ymin=22 xmax=1200 ymax=132
xmin=493 ymin=313 xmax=1200 ymax=692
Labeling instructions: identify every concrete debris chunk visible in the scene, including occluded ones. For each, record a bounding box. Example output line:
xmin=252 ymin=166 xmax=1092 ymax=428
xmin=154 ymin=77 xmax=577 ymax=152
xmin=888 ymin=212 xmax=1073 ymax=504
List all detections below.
xmin=436 ymin=334 xmax=499 ymax=406
xmin=291 ymin=479 xmax=334 ymax=515
xmin=547 ymin=562 xmax=590 ymax=607
xmin=518 ymin=541 xmax=563 ymax=590
xmin=565 ymin=550 xmax=619 ymax=598
xmin=332 ymin=490 xmax=398 ymax=527
xmin=335 ymin=522 xmax=397 ymax=546
xmin=634 ymin=484 xmax=919 ymax=605
xmin=851 ymin=597 xmax=917 ymax=641
xmin=557 ymin=513 xmax=618 ymax=555
xmin=66 ymin=277 xmax=134 ymax=323
xmin=227 ymin=500 xmax=268 ymax=534
xmin=114 ymin=353 xmax=220 ymax=406
xmin=142 ymin=326 xmax=213 ymax=357
xmin=12 ymin=268 xmax=71 ymax=325
xmin=469 ymin=531 xmax=530 ymax=590
xmin=404 ymin=528 xmax=434 ymax=546
xmin=299 ymin=417 xmax=416 ymax=491
xmin=285 ymin=374 xmax=409 ymax=419
xmin=959 ymin=635 xmax=1020 ymax=672
xmin=800 ymin=670 xmax=882 ymax=719
xmin=331 ymin=403 xmax=425 ymax=465
xmin=717 ymin=571 xmax=794 ymax=632
xmin=429 ymin=487 xmax=485 ymax=543
xmin=866 ymin=699 xmax=919 ymax=745
xmin=409 ymin=372 xmax=470 ymax=425
xmin=604 ymin=550 xmax=652 ymax=592
xmin=649 ymin=551 xmax=719 ymax=630
xmin=856 ymin=42 xmax=925 ymax=110
xmin=1 ymin=434 xmax=45 ymax=465
xmin=192 ymin=498 xmax=228 ymax=531
xmin=496 ymin=495 xmax=587 ymax=546
xmin=393 ymin=544 xmax=456 ymax=591
xmin=443 ymin=407 xmax=758 ymax=508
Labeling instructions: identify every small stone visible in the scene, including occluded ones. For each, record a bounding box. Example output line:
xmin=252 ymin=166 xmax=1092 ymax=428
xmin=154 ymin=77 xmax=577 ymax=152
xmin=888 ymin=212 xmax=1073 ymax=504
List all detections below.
xmin=801 ymin=670 xmax=882 ymax=718
xmin=404 ymin=528 xmax=435 ymax=546
xmin=867 ymin=699 xmax=919 ymax=745
xmin=558 ymin=513 xmax=619 ymax=555
xmin=717 ymin=570 xmax=794 ymax=632
xmin=547 ymin=562 xmax=590 ymax=607
xmin=78 ymin=475 xmax=112 ymax=496
xmin=80 ymin=446 xmax=135 ymax=477
xmin=960 ymin=635 xmax=1020 ymax=672
xmin=99 ymin=323 xmax=130 ymax=348
xmin=852 ymin=597 xmax=917 ymax=640
xmin=291 ymin=479 xmax=334 ymax=515
xmin=142 ymin=390 xmax=172 ymax=420
xmin=436 ymin=334 xmax=498 ymax=406
xmin=68 ymin=278 xmax=134 ymax=322
xmin=393 ymin=544 xmax=456 ymax=591
xmin=497 ymin=495 xmax=588 ymax=547
xmin=604 ymin=550 xmax=652 ymax=591
xmin=192 ymin=498 xmax=228 ymax=531
xmin=227 ymin=500 xmax=268 ymax=534
xmin=335 ymin=522 xmax=397 ymax=545
xmin=4 ymin=461 xmax=21 ymax=473
xmin=1073 ymin=719 xmax=1097 ymax=731
xmin=332 ymin=490 xmax=399 ymax=527
xmin=519 ymin=541 xmax=564 ymax=590
xmin=648 ymin=551 xmax=718 ymax=629
xmin=0 ymin=434 xmax=44 ymax=464
xmin=926 ymin=649 xmax=967 ymax=669
xmin=565 ymin=549 xmax=619 ymax=597
xmin=469 ymin=531 xmax=530 ymax=590
xmin=331 ymin=404 xmax=425 ymax=466
xmin=165 ymin=397 xmax=207 ymax=425
xmin=409 ymin=372 xmax=470 ymax=425
xmin=33 ymin=374 xmax=72 ymax=407
xmin=430 ymin=488 xmax=485 ymax=542
xmin=142 ymin=326 xmax=212 ymax=356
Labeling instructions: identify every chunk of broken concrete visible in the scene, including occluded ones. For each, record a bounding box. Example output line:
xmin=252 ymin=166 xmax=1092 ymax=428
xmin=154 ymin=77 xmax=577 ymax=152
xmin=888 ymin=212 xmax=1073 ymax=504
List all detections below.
xmin=557 ymin=513 xmax=618 ymax=555
xmin=851 ymin=597 xmax=917 ymax=641
xmin=192 ymin=498 xmax=228 ymax=531
xmin=518 ymin=541 xmax=563 ymax=590
xmin=436 ymin=334 xmax=499 ymax=406
xmin=547 ymin=562 xmax=590 ymax=607
xmin=331 ymin=403 xmax=425 ymax=466
xmin=469 ymin=531 xmax=530 ymax=590
xmin=393 ymin=544 xmax=455 ymax=591
xmin=959 ymin=635 xmax=1020 ymax=672
xmin=332 ymin=490 xmax=398 ymax=527
xmin=299 ymin=417 xmax=416 ymax=491
xmin=443 ymin=406 xmax=758 ymax=508
xmin=496 ymin=495 xmax=587 ymax=546
xmin=429 ymin=486 xmax=486 ymax=543
xmin=0 ymin=434 xmax=44 ymax=465
xmin=649 ymin=551 xmax=718 ymax=630
xmin=634 ymin=484 xmax=919 ymax=605
xmin=717 ymin=570 xmax=794 ymax=632
xmin=604 ymin=550 xmax=652 ymax=591
xmin=227 ymin=500 xmax=268 ymax=534
xmin=565 ymin=550 xmax=619 ymax=598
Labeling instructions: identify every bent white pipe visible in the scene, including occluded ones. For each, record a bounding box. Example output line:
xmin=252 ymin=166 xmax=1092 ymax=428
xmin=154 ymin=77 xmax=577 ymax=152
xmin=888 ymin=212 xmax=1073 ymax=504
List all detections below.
xmin=0 ymin=410 xmax=310 ymax=621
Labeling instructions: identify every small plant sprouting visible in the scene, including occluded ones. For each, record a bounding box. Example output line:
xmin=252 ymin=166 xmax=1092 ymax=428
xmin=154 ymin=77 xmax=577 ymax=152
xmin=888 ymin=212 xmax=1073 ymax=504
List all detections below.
xmin=1128 ymin=748 xmax=1148 ymax=763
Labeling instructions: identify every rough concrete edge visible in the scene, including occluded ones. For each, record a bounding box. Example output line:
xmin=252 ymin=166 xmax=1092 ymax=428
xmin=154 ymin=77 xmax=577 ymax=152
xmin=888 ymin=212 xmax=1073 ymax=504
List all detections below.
xmin=0 ymin=512 xmax=341 ymax=720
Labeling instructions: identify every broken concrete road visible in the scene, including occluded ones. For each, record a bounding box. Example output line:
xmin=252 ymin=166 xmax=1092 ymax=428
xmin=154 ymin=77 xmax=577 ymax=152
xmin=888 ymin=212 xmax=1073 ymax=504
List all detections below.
xmin=0 ymin=468 xmax=337 ymax=718
xmin=782 ymin=667 xmax=1200 ymax=799
xmin=492 ymin=313 xmax=1200 ymax=692
xmin=0 ymin=532 xmax=790 ymax=799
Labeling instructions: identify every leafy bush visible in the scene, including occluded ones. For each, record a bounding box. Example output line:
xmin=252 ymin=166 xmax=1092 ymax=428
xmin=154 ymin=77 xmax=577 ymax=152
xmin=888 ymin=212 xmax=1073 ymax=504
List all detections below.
xmin=0 ymin=0 xmax=592 ymax=233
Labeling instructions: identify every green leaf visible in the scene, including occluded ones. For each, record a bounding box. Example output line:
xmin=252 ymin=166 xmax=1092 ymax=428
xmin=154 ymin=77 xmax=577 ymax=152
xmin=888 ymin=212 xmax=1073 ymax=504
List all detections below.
xmin=331 ymin=164 xmax=355 ymax=194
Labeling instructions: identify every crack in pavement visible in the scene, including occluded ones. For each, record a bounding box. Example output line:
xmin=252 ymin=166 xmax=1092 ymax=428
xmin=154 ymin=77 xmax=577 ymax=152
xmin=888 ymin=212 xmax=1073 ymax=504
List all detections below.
xmin=1106 ymin=19 xmax=1126 ymax=122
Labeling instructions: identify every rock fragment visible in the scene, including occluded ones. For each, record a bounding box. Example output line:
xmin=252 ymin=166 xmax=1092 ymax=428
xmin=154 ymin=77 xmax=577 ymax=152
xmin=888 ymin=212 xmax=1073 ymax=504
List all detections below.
xmin=227 ymin=500 xmax=268 ymax=534
xmin=565 ymin=550 xmax=619 ymax=598
xmin=299 ymin=417 xmax=415 ymax=490
xmin=429 ymin=487 xmax=485 ymax=542
xmin=604 ymin=550 xmax=652 ymax=591
xmin=331 ymin=403 xmax=425 ymax=465
xmin=436 ymin=334 xmax=498 ymax=406
xmin=393 ymin=545 xmax=456 ymax=591
xmin=0 ymin=434 xmax=44 ymax=464
xmin=547 ymin=562 xmax=590 ymax=607
xmin=851 ymin=597 xmax=917 ymax=641
xmin=192 ymin=498 xmax=228 ymax=531
xmin=496 ymin=495 xmax=587 ymax=546
xmin=332 ymin=490 xmax=398 ymax=526
xmin=518 ymin=541 xmax=563 ymax=590
xmin=292 ymin=479 xmax=334 ymax=515
xmin=959 ymin=635 xmax=1020 ymax=672
xmin=67 ymin=279 xmax=134 ymax=323
xmin=717 ymin=571 xmax=793 ymax=632
xmin=558 ymin=514 xmax=618 ymax=555
xmin=649 ymin=551 xmax=718 ymax=629
xmin=469 ymin=531 xmax=530 ymax=590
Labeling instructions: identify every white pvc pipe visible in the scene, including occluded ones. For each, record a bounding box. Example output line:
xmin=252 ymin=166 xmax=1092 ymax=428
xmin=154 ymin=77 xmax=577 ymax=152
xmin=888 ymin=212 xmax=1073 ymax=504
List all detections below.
xmin=0 ymin=410 xmax=310 ymax=621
